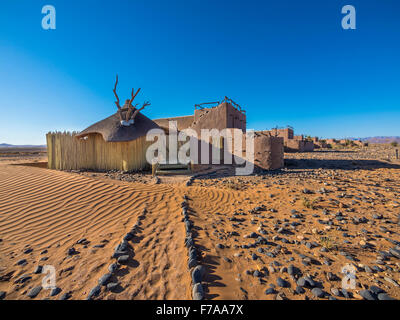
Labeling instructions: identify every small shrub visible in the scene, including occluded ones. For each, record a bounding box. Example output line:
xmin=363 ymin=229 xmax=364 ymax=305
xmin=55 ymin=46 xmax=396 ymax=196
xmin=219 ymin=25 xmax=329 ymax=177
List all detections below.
xmin=225 ymin=181 xmax=241 ymax=191
xmin=302 ymin=197 xmax=318 ymax=210
xmin=319 ymin=236 xmax=337 ymax=251
xmin=391 ymin=141 xmax=398 ymax=147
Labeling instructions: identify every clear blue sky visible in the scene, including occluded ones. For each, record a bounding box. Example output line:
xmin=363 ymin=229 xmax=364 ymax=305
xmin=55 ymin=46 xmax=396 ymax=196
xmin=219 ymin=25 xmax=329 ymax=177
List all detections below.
xmin=0 ymin=0 xmax=399 ymax=145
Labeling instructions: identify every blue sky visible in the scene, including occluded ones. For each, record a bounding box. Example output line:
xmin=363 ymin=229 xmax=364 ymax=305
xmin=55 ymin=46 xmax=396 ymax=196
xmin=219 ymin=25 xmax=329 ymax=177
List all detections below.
xmin=0 ymin=0 xmax=399 ymax=145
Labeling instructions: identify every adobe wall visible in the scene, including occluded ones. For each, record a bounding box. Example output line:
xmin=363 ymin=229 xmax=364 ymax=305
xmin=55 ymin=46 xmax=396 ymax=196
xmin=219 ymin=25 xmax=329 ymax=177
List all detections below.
xmin=303 ymin=141 xmax=315 ymax=152
xmin=226 ymin=103 xmax=246 ymax=132
xmin=233 ymin=131 xmax=284 ymax=170
xmin=269 ymin=128 xmax=294 ymax=143
xmin=285 ymin=140 xmax=314 ymax=152
xmin=285 ymin=139 xmax=304 ymax=152
xmin=193 ymin=103 xmax=228 ymax=134
xmin=190 ymin=130 xmax=284 ymax=171
xmin=191 ymin=102 xmax=246 ymax=136
xmin=314 ymin=141 xmax=328 ymax=148
xmin=294 ymin=135 xmax=304 ymax=141
xmin=253 ymin=133 xmax=284 ymax=170
xmin=265 ymin=128 xmax=315 ymax=152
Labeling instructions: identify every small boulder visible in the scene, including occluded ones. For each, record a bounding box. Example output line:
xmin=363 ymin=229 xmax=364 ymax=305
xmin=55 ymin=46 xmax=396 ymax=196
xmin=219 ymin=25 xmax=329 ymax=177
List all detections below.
xmin=106 ymin=282 xmax=119 ymax=292
xmin=192 ymin=283 xmax=204 ymax=300
xmin=49 ymin=287 xmax=61 ymax=297
xmin=27 ymin=286 xmax=42 ymax=298
xmin=98 ymin=273 xmax=112 ymax=286
xmin=311 ymin=287 xmax=325 ymax=298
xmin=87 ymin=286 xmax=101 ymax=300
xmin=117 ymin=255 xmax=130 ymax=264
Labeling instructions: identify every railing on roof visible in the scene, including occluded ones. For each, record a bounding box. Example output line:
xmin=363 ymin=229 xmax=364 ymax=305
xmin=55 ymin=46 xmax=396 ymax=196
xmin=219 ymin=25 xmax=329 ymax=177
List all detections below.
xmin=194 ymin=96 xmax=245 ymax=114
xmin=269 ymin=125 xmax=294 ymax=131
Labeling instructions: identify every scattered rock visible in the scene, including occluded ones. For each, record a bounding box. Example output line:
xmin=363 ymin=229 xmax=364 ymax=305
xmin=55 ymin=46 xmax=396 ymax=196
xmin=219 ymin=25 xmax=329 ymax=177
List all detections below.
xmin=59 ymin=292 xmax=72 ymax=300
xmin=276 ymin=277 xmax=288 ymax=288
xmin=106 ymin=282 xmax=119 ymax=292
xmin=67 ymin=247 xmax=77 ymax=256
xmin=108 ymin=263 xmax=118 ymax=273
xmin=50 ymin=287 xmax=61 ymax=296
xmin=389 ymin=248 xmax=400 ymax=259
xmin=359 ymin=289 xmax=376 ymax=300
xmin=16 ymin=259 xmax=27 ymax=266
xmin=265 ymin=288 xmax=276 ymax=295
xmin=384 ymin=277 xmax=399 ymax=287
xmin=87 ymin=286 xmax=101 ymax=300
xmin=33 ymin=265 xmax=43 ymax=274
xmin=27 ymin=286 xmax=42 ymax=298
xmin=117 ymin=255 xmax=130 ymax=264
xmin=311 ymin=287 xmax=325 ymax=298
xmin=377 ymin=293 xmax=395 ymax=300
xmin=15 ymin=274 xmax=32 ymax=284
xmin=253 ymin=270 xmax=262 ymax=278
xmin=330 ymin=288 xmax=340 ymax=296
xmin=192 ymin=266 xmax=203 ymax=284
xmin=98 ymin=273 xmax=112 ymax=286
xmin=295 ymin=286 xmax=305 ymax=294
xmin=192 ymin=283 xmax=204 ymax=300
xmin=369 ymin=285 xmax=384 ymax=295
xmin=188 ymin=258 xmax=197 ymax=269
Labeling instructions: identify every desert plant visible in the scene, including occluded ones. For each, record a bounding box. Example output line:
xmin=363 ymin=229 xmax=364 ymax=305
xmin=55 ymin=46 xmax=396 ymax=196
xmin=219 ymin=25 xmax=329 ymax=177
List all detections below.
xmin=391 ymin=141 xmax=398 ymax=147
xmin=302 ymin=197 xmax=318 ymax=210
xmin=225 ymin=181 xmax=241 ymax=191
xmin=319 ymin=236 xmax=337 ymax=251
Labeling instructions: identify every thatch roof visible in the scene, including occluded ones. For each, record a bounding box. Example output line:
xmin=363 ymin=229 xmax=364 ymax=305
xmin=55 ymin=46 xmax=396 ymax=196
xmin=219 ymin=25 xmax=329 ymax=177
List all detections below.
xmin=76 ymin=106 xmax=161 ymax=142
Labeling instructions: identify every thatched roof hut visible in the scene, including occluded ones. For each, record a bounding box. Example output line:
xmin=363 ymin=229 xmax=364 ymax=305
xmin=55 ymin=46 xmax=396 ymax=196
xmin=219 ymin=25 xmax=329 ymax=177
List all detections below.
xmin=76 ymin=101 xmax=160 ymax=142
xmin=47 ymin=76 xmax=162 ymax=172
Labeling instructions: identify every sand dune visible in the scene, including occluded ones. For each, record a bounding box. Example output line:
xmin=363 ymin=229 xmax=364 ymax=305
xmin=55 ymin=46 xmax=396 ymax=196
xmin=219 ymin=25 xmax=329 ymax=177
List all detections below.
xmin=0 ymin=163 xmax=190 ymax=300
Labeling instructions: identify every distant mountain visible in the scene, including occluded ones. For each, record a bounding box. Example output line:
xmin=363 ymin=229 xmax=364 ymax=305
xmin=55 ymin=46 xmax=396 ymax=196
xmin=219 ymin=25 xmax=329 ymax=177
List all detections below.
xmin=349 ymin=136 xmax=400 ymax=144
xmin=0 ymin=143 xmax=46 ymax=148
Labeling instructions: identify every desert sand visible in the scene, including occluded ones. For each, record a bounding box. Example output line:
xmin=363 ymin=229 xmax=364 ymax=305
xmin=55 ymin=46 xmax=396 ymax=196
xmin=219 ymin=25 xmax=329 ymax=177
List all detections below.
xmin=0 ymin=145 xmax=399 ymax=300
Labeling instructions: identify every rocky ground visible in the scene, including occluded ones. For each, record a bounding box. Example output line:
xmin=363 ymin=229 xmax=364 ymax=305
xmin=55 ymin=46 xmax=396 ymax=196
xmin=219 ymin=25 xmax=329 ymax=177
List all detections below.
xmin=187 ymin=145 xmax=400 ymax=300
xmin=0 ymin=144 xmax=399 ymax=300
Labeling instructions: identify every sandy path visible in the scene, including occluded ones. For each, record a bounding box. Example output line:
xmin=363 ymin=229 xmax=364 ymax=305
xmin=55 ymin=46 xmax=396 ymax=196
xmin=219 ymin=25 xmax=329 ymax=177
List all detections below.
xmin=100 ymin=186 xmax=191 ymax=300
xmin=186 ymin=185 xmax=269 ymax=299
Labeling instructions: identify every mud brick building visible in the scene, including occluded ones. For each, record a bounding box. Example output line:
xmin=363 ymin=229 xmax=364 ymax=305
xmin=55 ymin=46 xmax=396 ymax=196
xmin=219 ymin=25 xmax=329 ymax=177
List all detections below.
xmin=264 ymin=127 xmax=314 ymax=152
xmin=154 ymin=97 xmax=284 ymax=170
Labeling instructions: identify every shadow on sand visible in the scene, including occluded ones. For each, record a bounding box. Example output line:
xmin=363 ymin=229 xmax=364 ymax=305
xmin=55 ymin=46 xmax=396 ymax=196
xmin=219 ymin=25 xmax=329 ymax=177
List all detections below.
xmin=284 ymin=158 xmax=400 ymax=170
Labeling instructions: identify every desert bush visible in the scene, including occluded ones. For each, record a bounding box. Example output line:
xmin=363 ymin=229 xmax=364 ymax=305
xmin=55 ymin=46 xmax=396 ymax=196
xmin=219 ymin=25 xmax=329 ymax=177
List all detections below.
xmin=391 ymin=141 xmax=398 ymax=147
xmin=225 ymin=181 xmax=241 ymax=191
xmin=319 ymin=236 xmax=337 ymax=251
xmin=302 ymin=197 xmax=318 ymax=209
